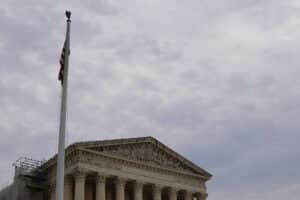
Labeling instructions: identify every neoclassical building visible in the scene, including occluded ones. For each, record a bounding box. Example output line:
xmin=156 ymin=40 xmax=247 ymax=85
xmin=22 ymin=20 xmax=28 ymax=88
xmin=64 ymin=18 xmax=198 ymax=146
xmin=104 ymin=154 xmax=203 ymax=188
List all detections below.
xmin=0 ymin=137 xmax=212 ymax=200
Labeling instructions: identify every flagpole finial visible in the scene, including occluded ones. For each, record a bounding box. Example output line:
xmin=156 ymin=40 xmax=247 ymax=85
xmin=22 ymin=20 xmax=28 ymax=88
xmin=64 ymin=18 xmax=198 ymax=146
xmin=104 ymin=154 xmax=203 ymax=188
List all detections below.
xmin=65 ymin=10 xmax=71 ymax=21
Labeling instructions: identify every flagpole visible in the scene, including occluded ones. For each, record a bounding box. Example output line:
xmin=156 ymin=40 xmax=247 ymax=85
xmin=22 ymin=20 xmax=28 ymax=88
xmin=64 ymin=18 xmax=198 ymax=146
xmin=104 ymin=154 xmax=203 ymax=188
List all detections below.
xmin=56 ymin=11 xmax=71 ymax=200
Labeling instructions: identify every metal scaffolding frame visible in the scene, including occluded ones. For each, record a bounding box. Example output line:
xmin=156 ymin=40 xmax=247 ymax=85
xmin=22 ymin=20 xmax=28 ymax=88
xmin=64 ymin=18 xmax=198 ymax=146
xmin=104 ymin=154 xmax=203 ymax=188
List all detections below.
xmin=12 ymin=157 xmax=44 ymax=175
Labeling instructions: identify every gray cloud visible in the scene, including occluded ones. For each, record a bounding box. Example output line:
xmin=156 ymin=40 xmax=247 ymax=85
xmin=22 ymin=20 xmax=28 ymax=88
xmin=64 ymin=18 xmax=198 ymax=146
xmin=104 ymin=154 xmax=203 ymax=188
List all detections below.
xmin=0 ymin=1 xmax=299 ymax=200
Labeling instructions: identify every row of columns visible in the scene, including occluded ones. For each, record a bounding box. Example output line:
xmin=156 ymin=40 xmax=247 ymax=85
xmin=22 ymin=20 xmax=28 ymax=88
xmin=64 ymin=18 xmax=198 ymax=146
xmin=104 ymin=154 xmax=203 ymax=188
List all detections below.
xmin=54 ymin=172 xmax=205 ymax=200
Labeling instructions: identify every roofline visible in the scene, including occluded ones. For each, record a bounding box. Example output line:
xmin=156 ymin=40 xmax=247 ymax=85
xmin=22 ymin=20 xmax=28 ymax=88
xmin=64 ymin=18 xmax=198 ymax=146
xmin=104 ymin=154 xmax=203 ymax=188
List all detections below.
xmin=146 ymin=137 xmax=212 ymax=178
xmin=42 ymin=136 xmax=212 ymax=179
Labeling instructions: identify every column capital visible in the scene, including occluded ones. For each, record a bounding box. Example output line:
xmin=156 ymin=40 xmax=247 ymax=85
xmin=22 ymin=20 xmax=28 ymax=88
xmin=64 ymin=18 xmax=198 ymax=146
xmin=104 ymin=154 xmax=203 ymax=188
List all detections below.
xmin=198 ymin=192 xmax=208 ymax=200
xmin=49 ymin=182 xmax=56 ymax=192
xmin=115 ymin=177 xmax=127 ymax=186
xmin=96 ymin=174 xmax=106 ymax=200
xmin=184 ymin=191 xmax=193 ymax=200
xmin=73 ymin=170 xmax=86 ymax=180
xmin=169 ymin=187 xmax=178 ymax=200
xmin=169 ymin=187 xmax=180 ymax=193
xmin=115 ymin=177 xmax=126 ymax=200
xmin=134 ymin=180 xmax=144 ymax=188
xmin=134 ymin=180 xmax=143 ymax=200
xmin=197 ymin=187 xmax=207 ymax=198
xmin=64 ymin=176 xmax=73 ymax=200
xmin=153 ymin=184 xmax=163 ymax=200
xmin=74 ymin=170 xmax=85 ymax=200
xmin=96 ymin=173 xmax=106 ymax=183
xmin=153 ymin=184 xmax=164 ymax=192
xmin=65 ymin=175 xmax=73 ymax=186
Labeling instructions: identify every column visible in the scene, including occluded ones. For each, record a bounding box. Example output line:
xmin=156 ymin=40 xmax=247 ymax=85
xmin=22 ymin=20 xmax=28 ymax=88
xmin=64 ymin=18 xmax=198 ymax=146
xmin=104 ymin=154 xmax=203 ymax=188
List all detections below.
xmin=115 ymin=178 xmax=126 ymax=200
xmin=153 ymin=185 xmax=162 ymax=200
xmin=184 ymin=191 xmax=193 ymax=200
xmin=49 ymin=183 xmax=56 ymax=200
xmin=134 ymin=181 xmax=143 ymax=200
xmin=196 ymin=192 xmax=207 ymax=200
xmin=199 ymin=193 xmax=208 ymax=200
xmin=50 ymin=189 xmax=56 ymax=200
xmin=96 ymin=174 xmax=106 ymax=200
xmin=74 ymin=172 xmax=86 ymax=200
xmin=170 ymin=188 xmax=178 ymax=200
xmin=64 ymin=176 xmax=73 ymax=200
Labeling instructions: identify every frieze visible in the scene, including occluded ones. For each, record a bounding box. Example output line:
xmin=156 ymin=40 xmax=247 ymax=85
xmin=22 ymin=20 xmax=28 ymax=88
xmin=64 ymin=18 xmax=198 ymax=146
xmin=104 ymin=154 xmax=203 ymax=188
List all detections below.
xmin=40 ymin=137 xmax=211 ymax=181
xmin=87 ymin=143 xmax=195 ymax=174
xmin=77 ymin=149 xmax=205 ymax=189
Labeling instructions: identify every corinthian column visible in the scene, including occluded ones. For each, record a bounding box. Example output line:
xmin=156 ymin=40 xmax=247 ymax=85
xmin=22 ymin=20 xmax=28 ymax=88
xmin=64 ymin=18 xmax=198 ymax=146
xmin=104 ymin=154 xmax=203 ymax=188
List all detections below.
xmin=199 ymin=193 xmax=208 ymax=200
xmin=184 ymin=191 xmax=193 ymax=200
xmin=74 ymin=172 xmax=86 ymax=200
xmin=64 ymin=176 xmax=73 ymax=200
xmin=195 ymin=192 xmax=207 ymax=200
xmin=115 ymin=178 xmax=126 ymax=200
xmin=96 ymin=174 xmax=106 ymax=200
xmin=49 ymin=183 xmax=56 ymax=200
xmin=153 ymin=185 xmax=162 ymax=200
xmin=170 ymin=188 xmax=178 ymax=200
xmin=134 ymin=181 xmax=143 ymax=200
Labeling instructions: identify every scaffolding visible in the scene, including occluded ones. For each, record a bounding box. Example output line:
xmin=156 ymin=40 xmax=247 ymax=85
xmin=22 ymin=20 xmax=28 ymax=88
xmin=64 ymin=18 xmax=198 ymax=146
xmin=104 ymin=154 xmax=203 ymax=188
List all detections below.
xmin=13 ymin=157 xmax=45 ymax=176
xmin=12 ymin=157 xmax=47 ymax=191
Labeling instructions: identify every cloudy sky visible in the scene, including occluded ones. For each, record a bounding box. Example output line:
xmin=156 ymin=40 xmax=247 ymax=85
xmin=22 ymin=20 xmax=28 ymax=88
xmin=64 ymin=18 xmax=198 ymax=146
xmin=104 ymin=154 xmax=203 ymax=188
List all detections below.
xmin=0 ymin=0 xmax=300 ymax=199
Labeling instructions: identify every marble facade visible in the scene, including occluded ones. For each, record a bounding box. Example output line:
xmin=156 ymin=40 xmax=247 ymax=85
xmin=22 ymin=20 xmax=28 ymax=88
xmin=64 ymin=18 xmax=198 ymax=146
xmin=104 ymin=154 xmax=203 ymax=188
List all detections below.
xmin=42 ymin=137 xmax=212 ymax=200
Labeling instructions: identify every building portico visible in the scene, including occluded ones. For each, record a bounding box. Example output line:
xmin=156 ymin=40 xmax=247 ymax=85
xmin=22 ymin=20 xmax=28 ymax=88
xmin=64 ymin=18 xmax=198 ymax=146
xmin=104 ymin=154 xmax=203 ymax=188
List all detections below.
xmin=54 ymin=173 xmax=207 ymax=200
xmin=42 ymin=137 xmax=212 ymax=200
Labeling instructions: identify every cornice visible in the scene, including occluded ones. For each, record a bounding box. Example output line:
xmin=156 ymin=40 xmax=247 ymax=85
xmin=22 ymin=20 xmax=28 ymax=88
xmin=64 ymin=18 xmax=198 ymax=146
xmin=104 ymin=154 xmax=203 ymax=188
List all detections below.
xmin=145 ymin=137 xmax=212 ymax=178
xmin=40 ymin=137 xmax=212 ymax=181
xmin=78 ymin=148 xmax=210 ymax=181
xmin=72 ymin=137 xmax=212 ymax=178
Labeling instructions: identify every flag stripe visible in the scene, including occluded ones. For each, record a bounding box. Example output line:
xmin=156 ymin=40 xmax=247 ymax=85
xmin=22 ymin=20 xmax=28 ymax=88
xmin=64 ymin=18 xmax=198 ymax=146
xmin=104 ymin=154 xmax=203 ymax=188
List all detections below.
xmin=58 ymin=42 xmax=68 ymax=85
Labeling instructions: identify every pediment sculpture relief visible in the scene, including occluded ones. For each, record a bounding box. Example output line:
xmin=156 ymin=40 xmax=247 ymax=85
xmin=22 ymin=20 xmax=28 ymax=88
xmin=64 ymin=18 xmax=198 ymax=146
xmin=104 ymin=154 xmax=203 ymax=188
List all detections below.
xmin=86 ymin=143 xmax=196 ymax=174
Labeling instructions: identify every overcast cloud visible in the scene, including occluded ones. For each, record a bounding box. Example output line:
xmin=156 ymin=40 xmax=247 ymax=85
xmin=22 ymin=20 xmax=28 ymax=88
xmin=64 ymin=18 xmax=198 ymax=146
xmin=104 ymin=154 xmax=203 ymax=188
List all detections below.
xmin=0 ymin=0 xmax=299 ymax=199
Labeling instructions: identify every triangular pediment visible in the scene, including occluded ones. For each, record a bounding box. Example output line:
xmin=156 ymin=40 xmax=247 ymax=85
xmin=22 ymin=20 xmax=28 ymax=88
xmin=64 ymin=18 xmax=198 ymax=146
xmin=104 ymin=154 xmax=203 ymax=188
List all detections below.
xmin=73 ymin=137 xmax=211 ymax=179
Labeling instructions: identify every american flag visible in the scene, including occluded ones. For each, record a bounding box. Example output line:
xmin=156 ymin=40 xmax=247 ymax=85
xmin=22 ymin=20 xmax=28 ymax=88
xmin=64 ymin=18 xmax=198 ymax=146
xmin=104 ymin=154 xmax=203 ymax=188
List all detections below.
xmin=58 ymin=41 xmax=69 ymax=85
